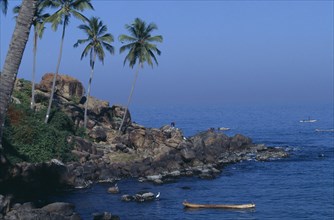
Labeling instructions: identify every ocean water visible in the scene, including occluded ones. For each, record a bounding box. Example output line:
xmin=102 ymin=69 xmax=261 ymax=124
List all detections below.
xmin=49 ymin=103 xmax=334 ymax=219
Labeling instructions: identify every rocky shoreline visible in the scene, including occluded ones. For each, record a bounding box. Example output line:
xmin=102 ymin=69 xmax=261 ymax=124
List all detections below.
xmin=0 ymin=75 xmax=289 ymax=219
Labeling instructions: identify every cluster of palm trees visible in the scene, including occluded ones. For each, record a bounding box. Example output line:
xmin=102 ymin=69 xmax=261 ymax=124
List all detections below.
xmin=0 ymin=0 xmax=163 ymax=135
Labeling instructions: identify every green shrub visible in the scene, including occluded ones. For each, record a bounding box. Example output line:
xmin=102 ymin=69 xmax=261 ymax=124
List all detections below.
xmin=3 ymin=103 xmax=75 ymax=163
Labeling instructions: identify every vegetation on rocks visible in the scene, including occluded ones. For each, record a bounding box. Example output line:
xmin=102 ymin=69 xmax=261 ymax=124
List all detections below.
xmin=3 ymin=79 xmax=77 ymax=163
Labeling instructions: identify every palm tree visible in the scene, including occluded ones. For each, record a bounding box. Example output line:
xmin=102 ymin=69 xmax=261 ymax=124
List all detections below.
xmin=0 ymin=0 xmax=8 ymax=15
xmin=44 ymin=0 xmax=94 ymax=123
xmin=118 ymin=18 xmax=163 ymax=133
xmin=0 ymin=0 xmax=37 ymax=148
xmin=74 ymin=16 xmax=114 ymax=129
xmin=13 ymin=0 xmax=50 ymax=110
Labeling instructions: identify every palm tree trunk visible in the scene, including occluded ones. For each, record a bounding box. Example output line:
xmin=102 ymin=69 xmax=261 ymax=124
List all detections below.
xmin=84 ymin=51 xmax=96 ymax=129
xmin=118 ymin=63 xmax=141 ymax=133
xmin=31 ymin=27 xmax=38 ymax=110
xmin=0 ymin=0 xmax=37 ymax=148
xmin=45 ymin=21 xmax=66 ymax=123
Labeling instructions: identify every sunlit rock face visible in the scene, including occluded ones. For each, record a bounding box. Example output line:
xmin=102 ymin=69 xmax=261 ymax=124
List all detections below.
xmin=37 ymin=73 xmax=84 ymax=101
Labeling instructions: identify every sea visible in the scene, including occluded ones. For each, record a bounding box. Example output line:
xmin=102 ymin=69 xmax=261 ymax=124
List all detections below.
xmin=48 ymin=103 xmax=334 ymax=220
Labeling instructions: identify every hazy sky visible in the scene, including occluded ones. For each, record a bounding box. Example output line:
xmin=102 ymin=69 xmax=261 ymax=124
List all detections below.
xmin=1 ymin=0 xmax=333 ymax=107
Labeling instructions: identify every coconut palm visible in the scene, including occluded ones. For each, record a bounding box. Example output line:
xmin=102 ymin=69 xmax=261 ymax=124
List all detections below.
xmin=0 ymin=0 xmax=8 ymax=15
xmin=13 ymin=0 xmax=50 ymax=110
xmin=0 ymin=0 xmax=37 ymax=148
xmin=74 ymin=16 xmax=114 ymax=129
xmin=118 ymin=18 xmax=163 ymax=133
xmin=44 ymin=0 xmax=94 ymax=123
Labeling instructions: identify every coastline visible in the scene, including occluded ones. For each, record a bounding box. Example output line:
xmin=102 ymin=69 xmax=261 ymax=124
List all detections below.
xmin=0 ymin=76 xmax=289 ymax=219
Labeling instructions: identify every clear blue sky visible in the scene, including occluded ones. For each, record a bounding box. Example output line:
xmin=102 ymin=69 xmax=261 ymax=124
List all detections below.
xmin=1 ymin=0 xmax=333 ymax=106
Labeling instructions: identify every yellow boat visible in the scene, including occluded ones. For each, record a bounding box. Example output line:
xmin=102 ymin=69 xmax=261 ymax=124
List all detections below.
xmin=183 ymin=201 xmax=255 ymax=209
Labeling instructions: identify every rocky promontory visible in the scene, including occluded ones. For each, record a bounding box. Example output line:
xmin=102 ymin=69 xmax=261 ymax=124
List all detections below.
xmin=0 ymin=74 xmax=289 ymax=218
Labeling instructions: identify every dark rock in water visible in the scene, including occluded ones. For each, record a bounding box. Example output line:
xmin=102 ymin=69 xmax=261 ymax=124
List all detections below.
xmin=3 ymin=200 xmax=81 ymax=220
xmin=121 ymin=194 xmax=134 ymax=202
xmin=41 ymin=202 xmax=75 ymax=216
xmin=122 ymin=192 xmax=158 ymax=203
xmin=256 ymin=148 xmax=289 ymax=161
xmin=107 ymin=184 xmax=119 ymax=194
xmin=230 ymin=134 xmax=252 ymax=149
xmin=93 ymin=212 xmax=120 ymax=220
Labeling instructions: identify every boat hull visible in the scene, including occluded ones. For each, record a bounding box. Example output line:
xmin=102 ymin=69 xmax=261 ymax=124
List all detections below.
xmin=183 ymin=201 xmax=255 ymax=209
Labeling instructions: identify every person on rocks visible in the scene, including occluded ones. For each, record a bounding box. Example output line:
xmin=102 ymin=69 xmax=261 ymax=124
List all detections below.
xmin=171 ymin=122 xmax=175 ymax=127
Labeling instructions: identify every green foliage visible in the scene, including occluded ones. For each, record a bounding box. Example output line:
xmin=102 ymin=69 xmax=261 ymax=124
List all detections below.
xmin=3 ymin=101 xmax=75 ymax=163
xmin=12 ymin=79 xmax=32 ymax=106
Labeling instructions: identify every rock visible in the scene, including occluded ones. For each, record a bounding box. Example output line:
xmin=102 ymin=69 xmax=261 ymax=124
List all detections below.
xmin=0 ymin=194 xmax=12 ymax=215
xmin=4 ymin=201 xmax=81 ymax=220
xmin=93 ymin=212 xmax=120 ymax=220
xmin=41 ymin=202 xmax=75 ymax=216
xmin=107 ymin=184 xmax=119 ymax=194
xmin=109 ymin=105 xmax=131 ymax=131
xmin=256 ymin=147 xmax=289 ymax=161
xmin=70 ymin=136 xmax=97 ymax=154
xmin=86 ymin=96 xmax=109 ymax=115
xmin=230 ymin=134 xmax=252 ymax=149
xmin=134 ymin=192 xmax=155 ymax=202
xmin=146 ymin=174 xmax=162 ymax=182
xmin=180 ymin=147 xmax=196 ymax=162
xmin=121 ymin=195 xmax=134 ymax=202
xmin=89 ymin=126 xmax=107 ymax=142
xmin=37 ymin=73 xmax=84 ymax=101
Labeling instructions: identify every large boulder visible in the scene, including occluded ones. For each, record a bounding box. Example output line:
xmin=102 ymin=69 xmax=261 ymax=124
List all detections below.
xmin=86 ymin=96 xmax=109 ymax=115
xmin=4 ymin=202 xmax=81 ymax=220
xmin=36 ymin=73 xmax=84 ymax=101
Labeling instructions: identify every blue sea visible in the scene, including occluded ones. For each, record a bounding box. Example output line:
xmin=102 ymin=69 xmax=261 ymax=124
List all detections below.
xmin=50 ymin=103 xmax=334 ymax=219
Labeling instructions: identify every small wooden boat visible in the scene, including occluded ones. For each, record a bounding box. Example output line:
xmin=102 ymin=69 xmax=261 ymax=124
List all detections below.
xmin=218 ymin=127 xmax=231 ymax=131
xmin=183 ymin=201 xmax=255 ymax=209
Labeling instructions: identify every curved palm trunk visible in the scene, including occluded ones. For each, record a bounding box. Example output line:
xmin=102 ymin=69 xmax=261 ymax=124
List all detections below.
xmin=118 ymin=63 xmax=141 ymax=133
xmin=0 ymin=0 xmax=37 ymax=148
xmin=31 ymin=28 xmax=38 ymax=110
xmin=45 ymin=22 xmax=66 ymax=123
xmin=84 ymin=51 xmax=96 ymax=129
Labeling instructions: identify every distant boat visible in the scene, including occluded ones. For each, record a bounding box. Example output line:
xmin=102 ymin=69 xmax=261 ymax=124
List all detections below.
xmin=300 ymin=117 xmax=317 ymax=123
xmin=315 ymin=129 xmax=334 ymax=132
xmin=183 ymin=201 xmax=255 ymax=209
xmin=218 ymin=127 xmax=230 ymax=131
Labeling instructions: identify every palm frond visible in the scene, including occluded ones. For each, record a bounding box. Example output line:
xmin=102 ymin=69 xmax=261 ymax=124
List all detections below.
xmin=145 ymin=23 xmax=158 ymax=35
xmin=80 ymin=43 xmax=92 ymax=60
xmin=12 ymin=5 xmax=20 ymax=15
xmin=148 ymin=49 xmax=159 ymax=66
xmin=98 ymin=24 xmax=107 ymax=36
xmin=72 ymin=10 xmax=89 ymax=22
xmin=118 ymin=34 xmax=137 ymax=43
xmin=45 ymin=8 xmax=63 ymax=31
xmin=99 ymin=33 xmax=114 ymax=43
xmin=102 ymin=42 xmax=114 ymax=55
xmin=78 ymin=24 xmax=93 ymax=37
xmin=146 ymin=35 xmax=163 ymax=43
xmin=95 ymin=44 xmax=105 ymax=64
xmin=74 ymin=38 xmax=90 ymax=47
xmin=119 ymin=42 xmax=136 ymax=54
xmin=0 ymin=0 xmax=8 ymax=15
xmin=72 ymin=0 xmax=94 ymax=11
